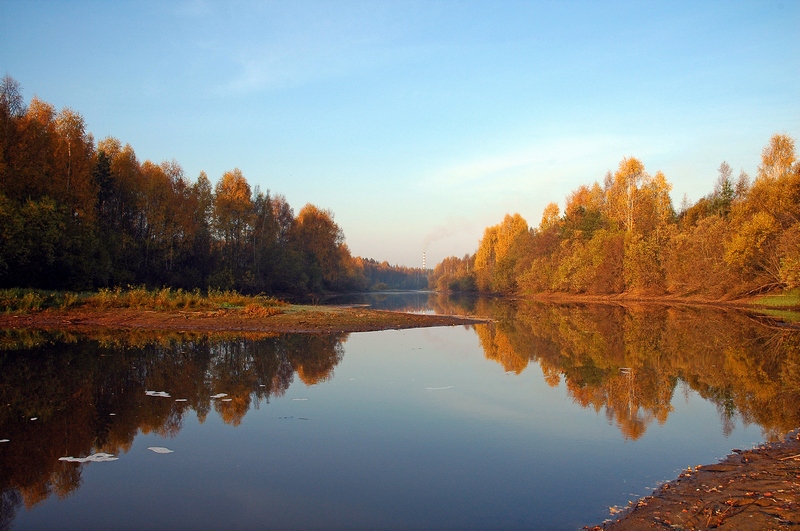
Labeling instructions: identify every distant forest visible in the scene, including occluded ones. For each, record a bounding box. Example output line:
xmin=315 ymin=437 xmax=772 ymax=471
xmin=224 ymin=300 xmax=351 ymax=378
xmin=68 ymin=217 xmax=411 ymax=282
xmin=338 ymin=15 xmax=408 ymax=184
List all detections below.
xmin=430 ymin=133 xmax=800 ymax=299
xmin=0 ymin=75 xmax=426 ymax=295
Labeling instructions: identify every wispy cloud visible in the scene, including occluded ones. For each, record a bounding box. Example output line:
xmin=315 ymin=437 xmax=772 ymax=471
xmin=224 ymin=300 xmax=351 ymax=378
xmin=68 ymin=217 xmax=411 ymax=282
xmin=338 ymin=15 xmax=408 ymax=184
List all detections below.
xmin=423 ymin=134 xmax=637 ymax=194
xmin=173 ymin=0 xmax=214 ymax=19
xmin=224 ymin=40 xmax=356 ymax=94
xmin=206 ymin=5 xmax=411 ymax=96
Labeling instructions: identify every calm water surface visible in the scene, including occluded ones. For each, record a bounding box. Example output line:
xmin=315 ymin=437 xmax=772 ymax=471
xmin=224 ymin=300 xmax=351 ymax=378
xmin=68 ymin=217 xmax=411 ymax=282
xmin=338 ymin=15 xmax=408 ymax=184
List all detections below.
xmin=1 ymin=294 xmax=798 ymax=530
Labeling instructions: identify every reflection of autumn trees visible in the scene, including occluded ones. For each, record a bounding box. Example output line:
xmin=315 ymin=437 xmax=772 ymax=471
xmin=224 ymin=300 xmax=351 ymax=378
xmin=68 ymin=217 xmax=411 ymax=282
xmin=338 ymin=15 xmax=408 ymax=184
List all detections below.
xmin=431 ymin=295 xmax=800 ymax=442
xmin=0 ymin=333 xmax=347 ymax=517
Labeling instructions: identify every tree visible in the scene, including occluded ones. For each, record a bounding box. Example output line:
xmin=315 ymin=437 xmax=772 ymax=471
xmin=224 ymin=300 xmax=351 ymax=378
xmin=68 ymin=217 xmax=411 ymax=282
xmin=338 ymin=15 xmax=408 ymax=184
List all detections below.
xmin=707 ymin=162 xmax=735 ymax=218
xmin=758 ymin=133 xmax=796 ymax=181
xmin=0 ymin=75 xmax=25 ymax=117
xmin=563 ymin=182 xmax=605 ymax=239
xmin=605 ymin=157 xmax=647 ymax=233
xmin=55 ymin=107 xmax=96 ymax=221
xmin=474 ymin=213 xmax=529 ymax=293
xmin=214 ymin=168 xmax=253 ymax=276
xmin=293 ymin=203 xmax=349 ymax=290
xmin=0 ymin=75 xmax=25 ymax=195
xmin=539 ymin=202 xmax=561 ymax=231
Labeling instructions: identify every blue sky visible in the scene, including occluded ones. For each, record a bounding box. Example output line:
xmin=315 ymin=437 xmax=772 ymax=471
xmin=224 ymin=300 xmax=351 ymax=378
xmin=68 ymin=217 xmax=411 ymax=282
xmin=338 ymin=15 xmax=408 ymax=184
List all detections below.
xmin=1 ymin=0 xmax=798 ymax=267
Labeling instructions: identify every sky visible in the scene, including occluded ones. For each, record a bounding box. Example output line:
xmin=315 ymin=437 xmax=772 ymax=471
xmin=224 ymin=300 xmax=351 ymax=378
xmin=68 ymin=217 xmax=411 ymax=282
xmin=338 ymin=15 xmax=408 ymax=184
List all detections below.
xmin=1 ymin=0 xmax=798 ymax=267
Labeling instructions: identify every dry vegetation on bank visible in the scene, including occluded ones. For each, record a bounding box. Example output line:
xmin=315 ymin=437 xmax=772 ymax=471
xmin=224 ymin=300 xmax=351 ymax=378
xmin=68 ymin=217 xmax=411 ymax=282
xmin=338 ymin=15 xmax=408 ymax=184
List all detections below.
xmin=0 ymin=287 xmax=485 ymax=334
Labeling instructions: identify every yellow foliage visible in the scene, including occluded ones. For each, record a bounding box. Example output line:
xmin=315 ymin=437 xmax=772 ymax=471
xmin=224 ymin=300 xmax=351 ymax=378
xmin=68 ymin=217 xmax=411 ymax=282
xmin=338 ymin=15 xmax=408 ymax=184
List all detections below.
xmin=724 ymin=211 xmax=781 ymax=281
xmin=473 ymin=213 xmax=529 ymax=293
xmin=758 ymin=133 xmax=796 ymax=181
xmin=539 ymin=202 xmax=560 ymax=230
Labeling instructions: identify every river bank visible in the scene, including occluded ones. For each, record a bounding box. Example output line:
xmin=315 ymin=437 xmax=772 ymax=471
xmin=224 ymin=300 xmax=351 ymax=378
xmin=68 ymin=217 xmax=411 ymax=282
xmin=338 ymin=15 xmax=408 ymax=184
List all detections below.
xmin=0 ymin=304 xmax=487 ymax=334
xmin=590 ymin=430 xmax=800 ymax=530
xmin=522 ymin=290 xmax=793 ymax=310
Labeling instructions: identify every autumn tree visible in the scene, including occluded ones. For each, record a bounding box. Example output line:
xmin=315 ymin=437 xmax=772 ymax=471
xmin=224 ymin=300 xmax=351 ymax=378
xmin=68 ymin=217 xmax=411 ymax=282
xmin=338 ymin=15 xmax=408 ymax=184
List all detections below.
xmin=605 ymin=157 xmax=646 ymax=233
xmin=55 ymin=107 xmax=96 ymax=222
xmin=473 ymin=213 xmax=530 ymax=293
xmin=429 ymin=254 xmax=475 ymax=292
xmin=213 ymin=168 xmax=252 ymax=284
xmin=725 ymin=134 xmax=800 ymax=292
xmin=293 ymin=204 xmax=351 ymax=291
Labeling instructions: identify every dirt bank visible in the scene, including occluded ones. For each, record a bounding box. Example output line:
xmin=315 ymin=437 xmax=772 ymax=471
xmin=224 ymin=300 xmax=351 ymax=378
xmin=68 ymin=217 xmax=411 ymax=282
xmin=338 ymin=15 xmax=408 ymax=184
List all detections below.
xmin=590 ymin=429 xmax=800 ymax=530
xmin=0 ymin=305 xmax=488 ymax=334
xmin=526 ymin=291 xmax=764 ymax=309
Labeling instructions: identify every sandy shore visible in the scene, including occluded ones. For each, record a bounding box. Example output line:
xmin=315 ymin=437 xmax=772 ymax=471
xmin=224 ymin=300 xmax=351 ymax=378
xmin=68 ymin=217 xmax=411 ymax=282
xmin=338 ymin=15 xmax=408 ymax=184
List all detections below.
xmin=591 ymin=430 xmax=800 ymax=530
xmin=0 ymin=305 xmax=488 ymax=334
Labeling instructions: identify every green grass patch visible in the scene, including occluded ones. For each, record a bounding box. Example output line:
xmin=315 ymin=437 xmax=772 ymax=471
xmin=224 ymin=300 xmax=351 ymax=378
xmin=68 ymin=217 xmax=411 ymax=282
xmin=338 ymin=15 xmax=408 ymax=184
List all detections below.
xmin=753 ymin=288 xmax=800 ymax=308
xmin=754 ymin=308 xmax=800 ymax=323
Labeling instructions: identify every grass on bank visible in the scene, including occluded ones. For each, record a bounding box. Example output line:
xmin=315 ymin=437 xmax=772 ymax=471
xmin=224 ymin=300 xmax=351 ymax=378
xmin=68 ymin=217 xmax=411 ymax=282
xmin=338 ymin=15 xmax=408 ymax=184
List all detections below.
xmin=0 ymin=287 xmax=286 ymax=314
xmin=755 ymin=308 xmax=800 ymax=323
xmin=752 ymin=288 xmax=800 ymax=309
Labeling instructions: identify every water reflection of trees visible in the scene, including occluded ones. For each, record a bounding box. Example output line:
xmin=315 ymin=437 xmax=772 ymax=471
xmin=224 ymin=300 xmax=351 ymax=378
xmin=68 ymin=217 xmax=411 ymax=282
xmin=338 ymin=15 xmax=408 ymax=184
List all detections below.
xmin=430 ymin=294 xmax=800 ymax=443
xmin=0 ymin=333 xmax=345 ymax=524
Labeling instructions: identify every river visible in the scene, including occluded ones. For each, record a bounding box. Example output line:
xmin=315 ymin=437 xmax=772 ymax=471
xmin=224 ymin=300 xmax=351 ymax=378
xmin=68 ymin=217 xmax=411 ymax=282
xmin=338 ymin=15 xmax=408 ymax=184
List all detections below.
xmin=1 ymin=293 xmax=797 ymax=530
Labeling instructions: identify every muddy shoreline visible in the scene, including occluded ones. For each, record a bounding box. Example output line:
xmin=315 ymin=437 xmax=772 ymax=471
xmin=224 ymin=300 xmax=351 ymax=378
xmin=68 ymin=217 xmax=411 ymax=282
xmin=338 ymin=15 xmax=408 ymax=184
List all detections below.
xmin=519 ymin=290 xmax=785 ymax=310
xmin=591 ymin=430 xmax=800 ymax=530
xmin=0 ymin=305 xmax=488 ymax=334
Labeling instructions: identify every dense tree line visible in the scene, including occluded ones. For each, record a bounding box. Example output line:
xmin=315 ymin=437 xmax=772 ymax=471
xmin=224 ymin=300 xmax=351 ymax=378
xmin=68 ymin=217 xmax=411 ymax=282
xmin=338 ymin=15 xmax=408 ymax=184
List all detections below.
xmin=0 ymin=76 xmax=423 ymax=294
xmin=354 ymin=258 xmax=428 ymax=290
xmin=430 ymin=133 xmax=800 ymax=298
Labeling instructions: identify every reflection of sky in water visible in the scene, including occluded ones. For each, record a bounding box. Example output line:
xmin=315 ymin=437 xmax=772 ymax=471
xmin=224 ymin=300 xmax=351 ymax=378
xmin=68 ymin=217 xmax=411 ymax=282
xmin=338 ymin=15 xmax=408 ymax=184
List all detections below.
xmin=9 ymin=324 xmax=767 ymax=531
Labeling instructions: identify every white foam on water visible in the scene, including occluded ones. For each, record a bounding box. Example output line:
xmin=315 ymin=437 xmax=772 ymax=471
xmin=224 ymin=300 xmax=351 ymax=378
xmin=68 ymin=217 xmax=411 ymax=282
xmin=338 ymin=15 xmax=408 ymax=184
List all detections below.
xmin=425 ymin=386 xmax=454 ymax=390
xmin=220 ymin=398 xmax=232 ymax=402
xmin=59 ymin=453 xmax=119 ymax=463
xmin=174 ymin=399 xmax=188 ymax=402
xmin=210 ymin=393 xmax=228 ymax=399
xmin=145 ymin=391 xmax=171 ymax=398
xmin=291 ymin=398 xmax=308 ymax=401
xmin=147 ymin=447 xmax=174 ymax=454
xmin=0 ymin=439 xmax=9 ymax=443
